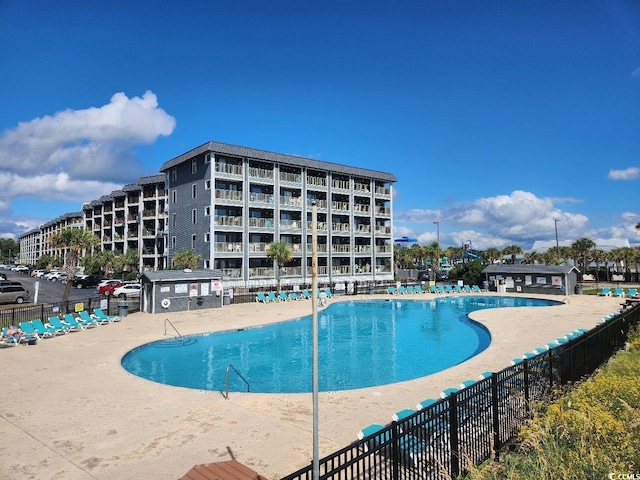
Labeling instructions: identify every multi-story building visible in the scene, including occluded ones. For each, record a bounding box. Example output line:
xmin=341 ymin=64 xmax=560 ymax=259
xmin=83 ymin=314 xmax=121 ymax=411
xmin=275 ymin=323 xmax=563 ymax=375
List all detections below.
xmin=83 ymin=175 xmax=168 ymax=271
xmin=160 ymin=141 xmax=396 ymax=288
xmin=32 ymin=212 xmax=84 ymax=266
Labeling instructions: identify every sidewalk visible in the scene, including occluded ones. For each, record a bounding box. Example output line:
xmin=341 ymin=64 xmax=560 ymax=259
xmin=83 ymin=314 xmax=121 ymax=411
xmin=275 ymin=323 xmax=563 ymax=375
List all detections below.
xmin=0 ymin=293 xmax=623 ymax=480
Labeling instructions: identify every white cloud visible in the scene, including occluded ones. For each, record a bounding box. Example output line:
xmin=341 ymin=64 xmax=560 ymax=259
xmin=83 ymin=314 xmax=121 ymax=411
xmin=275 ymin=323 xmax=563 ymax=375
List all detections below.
xmin=607 ymin=167 xmax=640 ymax=180
xmin=394 ymin=190 xmax=591 ymax=248
xmin=0 ymin=91 xmax=175 ymax=230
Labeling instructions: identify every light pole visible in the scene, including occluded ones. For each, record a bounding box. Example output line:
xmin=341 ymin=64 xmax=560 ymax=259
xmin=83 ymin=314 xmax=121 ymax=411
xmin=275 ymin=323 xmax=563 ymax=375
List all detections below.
xmin=554 ymin=219 xmax=560 ymax=260
xmin=311 ymin=200 xmax=319 ymax=480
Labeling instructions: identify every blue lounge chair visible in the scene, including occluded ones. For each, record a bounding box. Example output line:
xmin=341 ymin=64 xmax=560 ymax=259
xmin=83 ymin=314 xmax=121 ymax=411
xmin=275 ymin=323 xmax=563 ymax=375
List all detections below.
xmin=79 ymin=310 xmax=106 ymax=326
xmin=445 ymin=285 xmax=453 ymax=294
xmin=65 ymin=313 xmax=96 ymax=329
xmin=406 ymin=286 xmax=415 ymax=294
xmin=479 ymin=371 xmax=493 ymax=379
xmin=416 ymin=398 xmax=437 ymax=410
xmin=301 ymin=289 xmax=312 ymax=300
xmin=31 ymin=319 xmax=60 ymax=337
xmin=460 ymin=379 xmax=477 ymax=388
xmin=278 ymin=291 xmax=289 ymax=301
xmin=472 ymin=285 xmax=482 ymax=293
xmin=256 ymin=292 xmax=268 ymax=303
xmin=324 ymin=288 xmax=333 ymax=298
xmin=628 ymin=288 xmax=638 ymax=297
xmin=398 ymin=286 xmax=407 ymax=294
xmin=454 ymin=285 xmax=463 ymax=293
xmin=48 ymin=316 xmax=80 ymax=333
xmin=357 ymin=423 xmax=428 ymax=468
xmin=16 ymin=322 xmax=40 ymax=343
xmin=414 ymin=285 xmax=425 ymax=294
xmin=94 ymin=308 xmax=121 ymax=322
xmin=437 ymin=285 xmax=445 ymax=294
xmin=440 ymin=387 xmax=459 ymax=398
xmin=268 ymin=292 xmax=278 ymax=302
xmin=388 ymin=286 xmax=397 ymax=295
xmin=429 ymin=285 xmax=437 ymax=294
xmin=613 ymin=288 xmax=625 ymax=297
xmin=597 ymin=287 xmax=611 ymax=296
xmin=464 ymin=285 xmax=472 ymax=293
xmin=288 ymin=292 xmax=299 ymax=301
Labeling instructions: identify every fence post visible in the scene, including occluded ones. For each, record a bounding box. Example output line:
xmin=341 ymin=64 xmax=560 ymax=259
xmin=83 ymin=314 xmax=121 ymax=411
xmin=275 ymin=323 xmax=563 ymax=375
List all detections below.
xmin=523 ymin=359 xmax=530 ymax=414
xmin=491 ymin=373 xmax=501 ymax=459
xmin=391 ymin=421 xmax=400 ymax=480
xmin=449 ymin=392 xmax=460 ymax=478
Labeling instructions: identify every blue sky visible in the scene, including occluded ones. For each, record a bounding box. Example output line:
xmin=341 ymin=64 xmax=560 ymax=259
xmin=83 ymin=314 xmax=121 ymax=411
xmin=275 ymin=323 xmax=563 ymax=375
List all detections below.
xmin=1 ymin=0 xmax=638 ymax=250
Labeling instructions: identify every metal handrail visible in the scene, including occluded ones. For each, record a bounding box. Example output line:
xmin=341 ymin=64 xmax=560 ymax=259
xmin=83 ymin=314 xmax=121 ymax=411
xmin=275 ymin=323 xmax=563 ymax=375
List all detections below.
xmin=164 ymin=318 xmax=184 ymax=345
xmin=224 ymin=364 xmax=250 ymax=399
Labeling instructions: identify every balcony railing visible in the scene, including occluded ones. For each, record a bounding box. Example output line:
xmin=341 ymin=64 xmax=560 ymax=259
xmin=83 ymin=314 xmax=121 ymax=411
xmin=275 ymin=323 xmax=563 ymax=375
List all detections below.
xmin=353 ymin=204 xmax=370 ymax=214
xmin=375 ymin=265 xmax=392 ymax=273
xmin=248 ymin=242 xmax=269 ymax=253
xmin=355 ymin=224 xmax=371 ymax=233
xmin=307 ymin=243 xmax=328 ymax=253
xmin=214 ymin=215 xmax=243 ymax=227
xmin=354 ymin=183 xmax=371 ymax=194
xmin=114 ymin=217 xmax=125 ymax=225
xmin=127 ymin=214 xmax=139 ymax=223
xmin=375 ymin=225 xmax=391 ymax=234
xmin=331 ymin=265 xmax=351 ymax=274
xmin=249 ymin=192 xmax=274 ymax=204
xmin=332 ymin=223 xmax=350 ymax=233
xmin=222 ymin=268 xmax=242 ymax=278
xmin=376 ymin=245 xmax=392 ymax=253
xmin=280 ymin=196 xmax=302 ymax=207
xmin=142 ymin=209 xmax=156 ymax=218
xmin=332 ymin=180 xmax=350 ymax=190
xmin=307 ymin=265 xmax=328 ymax=275
xmin=331 ymin=201 xmax=350 ymax=211
xmin=331 ymin=244 xmax=351 ymax=253
xmin=376 ymin=206 xmax=391 ymax=216
xmin=306 ymin=176 xmax=327 ymax=187
xmin=215 ymin=163 xmax=243 ymax=176
xmin=375 ymin=186 xmax=391 ymax=196
xmin=248 ymin=166 xmax=273 ymax=179
xmin=306 ymin=199 xmax=327 ymax=209
xmin=307 ymin=221 xmax=327 ymax=231
xmin=282 ymin=266 xmax=303 ymax=276
xmin=354 ymin=245 xmax=372 ymax=253
xmin=215 ymin=242 xmax=243 ymax=253
xmin=280 ymin=172 xmax=302 ymax=184
xmin=215 ymin=189 xmax=243 ymax=202
xmin=248 ymin=218 xmax=274 ymax=228
xmin=248 ymin=267 xmax=275 ymax=277
xmin=280 ymin=219 xmax=302 ymax=230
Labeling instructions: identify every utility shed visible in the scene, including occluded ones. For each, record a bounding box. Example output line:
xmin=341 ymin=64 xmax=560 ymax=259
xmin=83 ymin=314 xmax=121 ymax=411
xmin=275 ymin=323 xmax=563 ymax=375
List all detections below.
xmin=482 ymin=264 xmax=580 ymax=296
xmin=141 ymin=269 xmax=225 ymax=314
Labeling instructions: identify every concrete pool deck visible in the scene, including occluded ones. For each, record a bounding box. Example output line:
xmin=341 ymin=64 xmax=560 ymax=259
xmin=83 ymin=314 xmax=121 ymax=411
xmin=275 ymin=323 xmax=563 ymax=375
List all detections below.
xmin=0 ymin=292 xmax=625 ymax=480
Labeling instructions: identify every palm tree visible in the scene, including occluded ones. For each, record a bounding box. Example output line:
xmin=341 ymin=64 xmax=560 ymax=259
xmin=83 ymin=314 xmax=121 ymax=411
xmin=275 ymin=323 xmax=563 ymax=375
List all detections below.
xmin=483 ymin=247 xmax=502 ymax=265
xmin=610 ymin=247 xmax=635 ymax=281
xmin=115 ymin=250 xmax=140 ymax=278
xmin=266 ymin=240 xmax=293 ymax=292
xmin=424 ymin=241 xmax=441 ymax=272
xmin=502 ymin=245 xmax=523 ymax=264
xmin=590 ymin=249 xmax=607 ymax=282
xmin=172 ymin=249 xmax=202 ymax=270
xmin=50 ymin=228 xmax=99 ymax=303
xmin=393 ymin=245 xmax=413 ymax=270
xmin=571 ymin=237 xmax=595 ymax=277
xmin=94 ymin=250 xmax=117 ymax=278
xmin=523 ymin=251 xmax=540 ymax=265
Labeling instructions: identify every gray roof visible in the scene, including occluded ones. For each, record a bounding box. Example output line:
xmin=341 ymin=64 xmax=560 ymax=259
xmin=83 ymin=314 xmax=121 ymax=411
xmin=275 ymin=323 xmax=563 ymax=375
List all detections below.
xmin=531 ymin=238 xmax=630 ymax=253
xmin=40 ymin=212 xmax=83 ymax=229
xmin=141 ymin=269 xmax=224 ymax=283
xmin=138 ymin=174 xmax=165 ymax=185
xmin=483 ymin=264 xmax=580 ymax=275
xmin=159 ymin=141 xmax=397 ymax=183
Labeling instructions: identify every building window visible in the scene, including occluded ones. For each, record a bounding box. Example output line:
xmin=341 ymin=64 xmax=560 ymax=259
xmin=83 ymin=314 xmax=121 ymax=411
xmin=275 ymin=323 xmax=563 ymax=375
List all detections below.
xmin=172 ymin=168 xmax=177 ymax=181
xmin=171 ymin=236 xmax=176 ymax=249
xmin=192 ymin=209 xmax=197 ymax=224
xmin=205 ymin=153 xmax=211 ymax=164
xmin=204 ymin=206 xmax=210 ymax=216
xmin=192 ymin=159 xmax=197 ymax=174
xmin=191 ymin=234 xmax=196 ymax=248
xmin=192 ymin=184 xmax=197 ymax=199
xmin=172 ymin=190 xmax=177 ymax=204
xmin=172 ymin=213 xmax=177 ymax=227
xmin=205 ymin=232 xmax=210 ymax=242
xmin=205 ymin=179 xmax=211 ymax=190
xmin=204 ymin=259 xmax=210 ymax=269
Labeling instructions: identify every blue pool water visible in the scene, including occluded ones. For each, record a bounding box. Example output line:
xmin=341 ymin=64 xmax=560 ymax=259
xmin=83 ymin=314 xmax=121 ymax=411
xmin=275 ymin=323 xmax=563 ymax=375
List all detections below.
xmin=121 ymin=296 xmax=560 ymax=393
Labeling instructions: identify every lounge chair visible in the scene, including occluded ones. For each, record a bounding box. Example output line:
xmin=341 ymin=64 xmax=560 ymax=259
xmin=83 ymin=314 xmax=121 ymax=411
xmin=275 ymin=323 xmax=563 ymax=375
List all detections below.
xmin=479 ymin=371 xmax=492 ymax=380
xmin=16 ymin=322 xmax=39 ymax=343
xmin=357 ymin=423 xmax=428 ymax=469
xmin=627 ymin=288 xmax=638 ymax=297
xmin=437 ymin=285 xmax=445 ymax=294
xmin=613 ymin=288 xmax=625 ymax=297
xmin=597 ymin=287 xmax=612 ymax=296
xmin=416 ymin=398 xmax=437 ymax=410
xmin=288 ymin=292 xmax=299 ymax=301
xmin=94 ymin=308 xmax=121 ymax=322
xmin=414 ymin=285 xmax=425 ymax=294
xmin=464 ymin=285 xmax=472 ymax=293
xmin=444 ymin=285 xmax=453 ymax=294
xmin=256 ymin=292 xmax=268 ymax=303
xmin=324 ymin=288 xmax=333 ymax=298
xmin=454 ymin=285 xmax=463 ymax=293
xmin=48 ymin=315 xmax=81 ymax=333
xmin=388 ymin=286 xmax=397 ymax=295
xmin=31 ymin=319 xmax=60 ymax=337
xmin=398 ymin=286 xmax=407 ymax=294
xmin=65 ymin=313 xmax=96 ymax=329
xmin=460 ymin=379 xmax=477 ymax=388
xmin=472 ymin=285 xmax=482 ymax=293
xmin=278 ymin=291 xmax=289 ymax=302
xmin=301 ymin=290 xmax=312 ymax=300
xmin=79 ymin=310 xmax=106 ymax=326
xmin=267 ymin=292 xmax=279 ymax=302
xmin=429 ymin=285 xmax=437 ymax=294
xmin=406 ymin=286 xmax=415 ymax=294
xmin=440 ymin=387 xmax=459 ymax=398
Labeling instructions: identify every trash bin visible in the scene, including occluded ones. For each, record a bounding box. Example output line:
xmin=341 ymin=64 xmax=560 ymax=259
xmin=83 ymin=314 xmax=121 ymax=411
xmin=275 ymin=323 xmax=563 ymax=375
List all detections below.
xmin=118 ymin=300 xmax=129 ymax=317
xmin=575 ymin=284 xmax=583 ymax=295
xmin=223 ymin=292 xmax=230 ymax=305
xmin=482 ymin=281 xmax=489 ymax=292
xmin=368 ymin=283 xmax=375 ymax=295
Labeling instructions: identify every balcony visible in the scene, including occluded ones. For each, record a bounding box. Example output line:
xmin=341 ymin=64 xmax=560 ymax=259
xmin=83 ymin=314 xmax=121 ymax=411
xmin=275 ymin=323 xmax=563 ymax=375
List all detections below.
xmin=376 ymin=245 xmax=392 ymax=253
xmin=215 ymin=163 xmax=243 ymax=176
xmin=331 ymin=201 xmax=350 ymax=211
xmin=222 ymin=268 xmax=242 ymax=278
xmin=215 ymin=189 xmax=243 ymax=202
xmin=331 ymin=244 xmax=351 ymax=254
xmin=306 ymin=199 xmax=327 ymax=209
xmin=332 ymin=180 xmax=350 ymax=191
xmin=279 ymin=172 xmax=302 ymax=184
xmin=375 ymin=186 xmax=391 ymax=196
xmin=248 ymin=166 xmax=273 ymax=180
xmin=354 ymin=245 xmax=372 ymax=254
xmin=249 ymin=267 xmax=275 ymax=278
xmin=280 ymin=219 xmax=302 ymax=230
xmin=248 ymin=242 xmax=269 ymax=253
xmin=215 ymin=242 xmax=243 ymax=253
xmin=306 ymin=221 xmax=327 ymax=231
xmin=306 ymin=243 xmax=328 ymax=253
xmin=280 ymin=196 xmax=302 ymax=208
xmin=355 ymin=224 xmax=371 ymax=233
xmin=375 ymin=225 xmax=391 ymax=235
xmin=127 ymin=214 xmax=139 ymax=223
xmin=332 ymin=223 xmax=350 ymax=233
xmin=114 ymin=217 xmax=125 ymax=226
xmin=376 ymin=206 xmax=391 ymax=216
xmin=142 ymin=209 xmax=156 ymax=218
xmin=214 ymin=215 xmax=243 ymax=227
xmin=332 ymin=265 xmax=351 ymax=275
xmin=249 ymin=192 xmax=274 ymax=204
xmin=307 ymin=265 xmax=328 ymax=275
xmin=353 ymin=204 xmax=370 ymax=214
xmin=248 ymin=218 xmax=274 ymax=228
xmin=354 ymin=183 xmax=371 ymax=194
xmin=306 ymin=175 xmax=327 ymax=187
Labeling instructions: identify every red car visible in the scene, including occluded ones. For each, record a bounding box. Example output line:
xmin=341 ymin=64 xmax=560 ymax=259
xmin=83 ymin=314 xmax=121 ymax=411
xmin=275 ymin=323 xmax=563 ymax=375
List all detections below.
xmin=97 ymin=280 xmax=123 ymax=296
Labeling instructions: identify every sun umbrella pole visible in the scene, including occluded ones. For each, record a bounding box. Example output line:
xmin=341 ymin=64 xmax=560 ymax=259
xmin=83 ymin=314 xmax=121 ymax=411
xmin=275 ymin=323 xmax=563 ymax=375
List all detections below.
xmin=311 ymin=200 xmax=319 ymax=480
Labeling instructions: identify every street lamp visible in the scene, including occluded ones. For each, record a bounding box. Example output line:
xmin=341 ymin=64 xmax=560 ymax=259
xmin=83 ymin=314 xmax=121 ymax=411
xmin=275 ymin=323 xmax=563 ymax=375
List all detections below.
xmin=554 ymin=219 xmax=560 ymax=260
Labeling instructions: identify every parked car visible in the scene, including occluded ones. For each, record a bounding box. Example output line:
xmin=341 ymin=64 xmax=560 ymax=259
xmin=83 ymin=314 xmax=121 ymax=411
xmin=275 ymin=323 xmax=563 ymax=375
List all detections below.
xmin=0 ymin=284 xmax=30 ymax=304
xmin=97 ymin=280 xmax=123 ymax=296
xmin=72 ymin=274 xmax=105 ymax=289
xmin=47 ymin=271 xmax=67 ymax=282
xmin=11 ymin=265 xmax=29 ymax=273
xmin=112 ymin=283 xmax=141 ymax=298
xmin=0 ymin=272 xmax=6 ymax=281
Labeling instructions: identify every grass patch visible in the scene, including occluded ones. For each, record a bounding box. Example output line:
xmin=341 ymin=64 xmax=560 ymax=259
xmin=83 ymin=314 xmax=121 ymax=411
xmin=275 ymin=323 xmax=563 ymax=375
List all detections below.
xmin=465 ymin=326 xmax=640 ymax=479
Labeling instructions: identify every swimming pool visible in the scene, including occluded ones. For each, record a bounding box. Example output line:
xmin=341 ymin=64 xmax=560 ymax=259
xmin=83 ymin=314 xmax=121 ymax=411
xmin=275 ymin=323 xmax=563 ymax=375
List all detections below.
xmin=121 ymin=296 xmax=560 ymax=393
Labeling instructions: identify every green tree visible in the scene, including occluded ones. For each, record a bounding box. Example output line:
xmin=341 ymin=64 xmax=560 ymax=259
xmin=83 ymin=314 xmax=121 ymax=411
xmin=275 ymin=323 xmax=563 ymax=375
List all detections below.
xmin=172 ymin=249 xmax=202 ymax=270
xmin=523 ymin=251 xmax=540 ymax=265
xmin=424 ymin=241 xmax=441 ymax=272
xmin=590 ymin=249 xmax=607 ymax=282
xmin=266 ymin=240 xmax=293 ymax=292
xmin=114 ymin=250 xmax=140 ymax=278
xmin=0 ymin=238 xmax=19 ymax=263
xmin=450 ymin=260 xmax=484 ymax=286
xmin=502 ymin=245 xmax=523 ymax=264
xmin=610 ymin=247 xmax=635 ymax=281
xmin=571 ymin=237 xmax=596 ymax=277
xmin=483 ymin=247 xmax=502 ymax=265
xmin=393 ymin=245 xmax=413 ymax=270
xmin=50 ymin=228 xmax=99 ymax=303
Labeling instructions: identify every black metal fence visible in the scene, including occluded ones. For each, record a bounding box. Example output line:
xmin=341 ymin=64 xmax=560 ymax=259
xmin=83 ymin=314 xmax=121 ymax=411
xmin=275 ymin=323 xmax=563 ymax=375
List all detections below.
xmin=281 ymin=305 xmax=640 ymax=480
xmin=0 ymin=296 xmax=140 ymax=330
